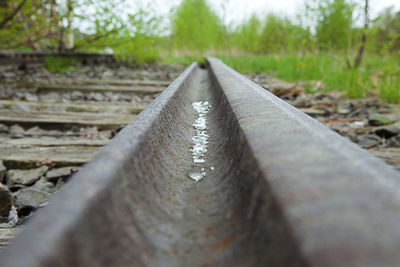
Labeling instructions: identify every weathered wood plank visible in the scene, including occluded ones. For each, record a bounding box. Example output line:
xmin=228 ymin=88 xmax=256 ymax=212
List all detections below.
xmin=0 ymin=100 xmax=145 ymax=114
xmin=0 ymin=110 xmax=134 ymax=129
xmin=0 ymin=145 xmax=99 ymax=169
xmin=11 ymin=81 xmax=164 ymax=94
xmin=0 ymin=227 xmax=21 ymax=249
xmin=0 ymin=137 xmax=109 ymax=147
xmin=47 ymin=78 xmax=170 ymax=87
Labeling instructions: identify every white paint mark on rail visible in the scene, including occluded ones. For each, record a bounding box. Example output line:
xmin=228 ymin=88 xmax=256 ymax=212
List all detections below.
xmin=188 ymin=101 xmax=211 ymax=182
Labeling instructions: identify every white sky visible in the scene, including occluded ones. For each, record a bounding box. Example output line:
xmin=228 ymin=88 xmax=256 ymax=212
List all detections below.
xmin=151 ymin=0 xmax=400 ymax=27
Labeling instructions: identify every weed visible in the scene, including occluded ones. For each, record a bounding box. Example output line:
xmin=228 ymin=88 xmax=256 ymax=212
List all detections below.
xmin=44 ymin=56 xmax=79 ymax=73
xmin=203 ymin=54 xmax=400 ymax=103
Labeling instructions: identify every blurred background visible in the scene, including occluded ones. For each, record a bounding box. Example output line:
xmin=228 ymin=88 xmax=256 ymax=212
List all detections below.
xmin=1 ymin=0 xmax=399 ymax=102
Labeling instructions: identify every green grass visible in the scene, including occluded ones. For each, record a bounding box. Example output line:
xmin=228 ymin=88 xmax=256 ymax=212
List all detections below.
xmin=163 ymin=55 xmax=206 ymax=66
xmin=44 ymin=56 xmax=79 ymax=73
xmin=212 ymin=54 xmax=400 ymax=103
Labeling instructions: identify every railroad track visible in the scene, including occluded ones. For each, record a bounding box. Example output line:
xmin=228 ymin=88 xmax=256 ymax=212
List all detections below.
xmin=0 ymin=51 xmax=116 ymax=67
xmin=0 ymin=58 xmax=183 ymax=249
xmin=0 ymin=57 xmax=399 ymax=266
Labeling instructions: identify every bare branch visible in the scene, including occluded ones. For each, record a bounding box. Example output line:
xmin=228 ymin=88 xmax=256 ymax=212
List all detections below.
xmin=354 ymin=0 xmax=369 ymax=68
xmin=0 ymin=0 xmax=28 ymax=30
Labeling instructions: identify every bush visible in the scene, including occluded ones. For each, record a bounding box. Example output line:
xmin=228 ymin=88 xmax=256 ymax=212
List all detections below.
xmin=171 ymin=0 xmax=225 ymax=51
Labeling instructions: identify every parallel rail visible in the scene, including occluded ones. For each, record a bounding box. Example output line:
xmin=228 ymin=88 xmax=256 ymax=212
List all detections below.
xmin=0 ymin=52 xmax=116 ymax=66
xmin=1 ymin=58 xmax=400 ymax=266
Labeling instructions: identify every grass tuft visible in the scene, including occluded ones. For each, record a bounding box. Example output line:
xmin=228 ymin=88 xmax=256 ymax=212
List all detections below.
xmin=44 ymin=56 xmax=79 ymax=73
xmin=213 ymin=54 xmax=400 ymax=103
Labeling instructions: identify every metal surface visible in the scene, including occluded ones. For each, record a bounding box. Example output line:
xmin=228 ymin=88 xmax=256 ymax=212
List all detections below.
xmin=0 ymin=52 xmax=116 ymax=66
xmin=1 ymin=58 xmax=400 ymax=266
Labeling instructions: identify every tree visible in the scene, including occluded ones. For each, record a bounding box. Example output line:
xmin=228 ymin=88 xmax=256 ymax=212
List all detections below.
xmin=0 ymin=0 xmax=58 ymax=50
xmin=307 ymin=0 xmax=356 ymax=51
xmin=171 ymin=0 xmax=225 ymax=51
xmin=259 ymin=14 xmax=312 ymax=53
xmin=0 ymin=0 xmax=28 ymax=30
xmin=353 ymin=0 xmax=368 ymax=68
xmin=371 ymin=8 xmax=400 ymax=54
xmin=235 ymin=15 xmax=262 ymax=53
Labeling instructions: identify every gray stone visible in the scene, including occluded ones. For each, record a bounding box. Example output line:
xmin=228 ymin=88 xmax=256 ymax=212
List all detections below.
xmin=16 ymin=102 xmax=31 ymax=112
xmin=368 ymin=113 xmax=398 ymax=126
xmin=55 ymin=179 xmax=65 ymax=190
xmin=70 ymin=90 xmax=84 ymax=100
xmin=32 ymin=177 xmax=56 ymax=194
xmin=39 ymin=92 xmax=60 ymax=102
xmin=6 ymin=166 xmax=48 ymax=189
xmin=0 ymin=184 xmax=13 ymax=217
xmin=375 ymin=125 xmax=400 ymax=138
xmin=0 ymin=160 xmax=6 ymax=183
xmin=0 ymin=123 xmax=8 ymax=133
xmin=9 ymin=124 xmax=24 ymax=138
xmin=337 ymin=102 xmax=351 ymax=115
xmin=14 ymin=187 xmax=51 ymax=210
xmin=93 ymin=92 xmax=104 ymax=101
xmin=14 ymin=91 xmax=25 ymax=99
xmin=24 ymin=92 xmax=39 ymax=102
xmin=88 ymin=92 xmax=104 ymax=101
xmin=357 ymin=134 xmax=381 ymax=149
xmin=25 ymin=126 xmax=42 ymax=135
xmin=387 ymin=136 xmax=400 ymax=148
xmin=7 ymin=205 xmax=18 ymax=227
xmin=46 ymin=166 xmax=79 ymax=182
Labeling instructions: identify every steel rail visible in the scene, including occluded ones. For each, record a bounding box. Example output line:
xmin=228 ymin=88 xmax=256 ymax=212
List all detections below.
xmin=0 ymin=58 xmax=400 ymax=266
xmin=0 ymin=52 xmax=116 ymax=66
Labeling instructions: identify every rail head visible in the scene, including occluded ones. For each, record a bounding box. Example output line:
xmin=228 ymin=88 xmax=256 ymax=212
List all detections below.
xmin=0 ymin=58 xmax=400 ymax=267
xmin=207 ymin=56 xmax=400 ymax=267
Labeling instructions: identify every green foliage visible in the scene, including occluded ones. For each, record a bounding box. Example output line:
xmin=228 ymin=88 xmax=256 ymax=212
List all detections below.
xmin=171 ymin=0 xmax=225 ymax=51
xmin=44 ymin=56 xmax=79 ymax=73
xmin=233 ymin=15 xmax=262 ymax=52
xmin=105 ymin=7 xmax=162 ymax=64
xmin=377 ymin=65 xmax=400 ymax=103
xmin=259 ymin=14 xmax=312 ymax=53
xmin=217 ymin=54 xmax=400 ymax=102
xmin=229 ymin=13 xmax=313 ymax=54
xmin=370 ymin=8 xmax=400 ymax=55
xmin=163 ymin=55 xmax=206 ymax=66
xmin=307 ymin=0 xmax=356 ymax=51
xmin=0 ymin=0 xmax=59 ymax=50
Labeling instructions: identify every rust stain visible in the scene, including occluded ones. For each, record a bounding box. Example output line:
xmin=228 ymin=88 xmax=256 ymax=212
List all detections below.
xmin=229 ymin=191 xmax=249 ymax=223
xmin=204 ymin=226 xmax=215 ymax=235
xmin=212 ymin=235 xmax=237 ymax=253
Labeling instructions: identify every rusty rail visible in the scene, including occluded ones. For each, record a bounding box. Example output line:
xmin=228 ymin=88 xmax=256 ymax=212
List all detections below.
xmin=0 ymin=52 xmax=116 ymax=66
xmin=1 ymin=57 xmax=400 ymax=266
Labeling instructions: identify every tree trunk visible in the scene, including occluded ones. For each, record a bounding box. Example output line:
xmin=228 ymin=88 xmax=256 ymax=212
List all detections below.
xmin=354 ymin=0 xmax=369 ymax=68
xmin=0 ymin=0 xmax=8 ymax=7
xmin=66 ymin=0 xmax=74 ymax=50
xmin=58 ymin=0 xmax=74 ymax=52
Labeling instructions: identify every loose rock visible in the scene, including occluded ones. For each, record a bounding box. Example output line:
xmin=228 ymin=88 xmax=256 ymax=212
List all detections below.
xmin=14 ymin=187 xmax=51 ymax=214
xmin=368 ymin=113 xmax=397 ymax=126
xmin=31 ymin=177 xmax=56 ymax=194
xmin=357 ymin=135 xmax=381 ymax=149
xmin=0 ymin=184 xmax=13 ymax=217
xmin=0 ymin=160 xmax=6 ymax=183
xmin=6 ymin=166 xmax=48 ymax=189
xmin=39 ymin=92 xmax=60 ymax=102
xmin=375 ymin=125 xmax=400 ymax=138
xmin=45 ymin=166 xmax=79 ymax=182
xmin=9 ymin=124 xmax=24 ymax=138
xmin=70 ymin=90 xmax=84 ymax=100
xmin=0 ymin=124 xmax=8 ymax=133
